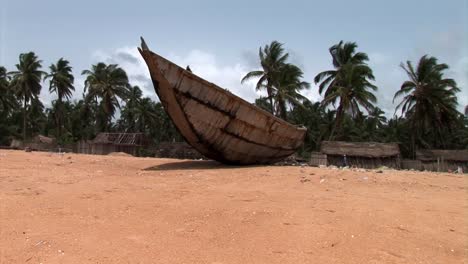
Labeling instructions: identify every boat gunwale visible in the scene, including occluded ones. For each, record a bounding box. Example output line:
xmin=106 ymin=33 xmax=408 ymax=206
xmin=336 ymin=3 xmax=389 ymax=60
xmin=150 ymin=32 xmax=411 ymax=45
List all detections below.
xmin=147 ymin=49 xmax=307 ymax=133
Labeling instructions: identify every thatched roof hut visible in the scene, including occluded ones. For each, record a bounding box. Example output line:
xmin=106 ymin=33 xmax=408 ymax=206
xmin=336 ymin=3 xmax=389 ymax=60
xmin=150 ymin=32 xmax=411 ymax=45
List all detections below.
xmin=16 ymin=135 xmax=58 ymax=151
xmin=32 ymin=135 xmax=56 ymax=145
xmin=320 ymin=141 xmax=401 ymax=169
xmin=321 ymin=141 xmax=400 ymax=158
xmin=416 ymin=149 xmax=468 ymax=162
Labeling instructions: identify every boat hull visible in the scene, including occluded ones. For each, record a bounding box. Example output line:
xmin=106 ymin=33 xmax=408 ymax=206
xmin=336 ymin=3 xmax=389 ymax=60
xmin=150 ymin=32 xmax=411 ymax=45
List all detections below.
xmin=139 ymin=44 xmax=306 ymax=164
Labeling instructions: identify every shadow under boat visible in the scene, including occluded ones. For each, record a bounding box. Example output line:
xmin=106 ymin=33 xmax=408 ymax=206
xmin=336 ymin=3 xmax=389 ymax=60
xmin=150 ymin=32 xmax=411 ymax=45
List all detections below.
xmin=144 ymin=160 xmax=264 ymax=171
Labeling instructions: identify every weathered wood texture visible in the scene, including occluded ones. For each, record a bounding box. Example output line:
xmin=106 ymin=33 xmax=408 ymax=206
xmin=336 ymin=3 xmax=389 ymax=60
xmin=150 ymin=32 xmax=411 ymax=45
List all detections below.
xmin=326 ymin=155 xmax=401 ymax=169
xmin=416 ymin=149 xmax=468 ymax=162
xmin=401 ymin=159 xmax=423 ymax=171
xmin=321 ymin=141 xmax=400 ymax=158
xmin=138 ymin=43 xmax=306 ymax=164
xmin=309 ymin=152 xmax=327 ymax=167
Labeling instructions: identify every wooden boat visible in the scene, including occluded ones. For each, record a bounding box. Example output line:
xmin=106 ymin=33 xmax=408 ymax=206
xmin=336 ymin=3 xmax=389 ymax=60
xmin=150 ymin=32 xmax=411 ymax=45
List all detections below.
xmin=138 ymin=38 xmax=306 ymax=164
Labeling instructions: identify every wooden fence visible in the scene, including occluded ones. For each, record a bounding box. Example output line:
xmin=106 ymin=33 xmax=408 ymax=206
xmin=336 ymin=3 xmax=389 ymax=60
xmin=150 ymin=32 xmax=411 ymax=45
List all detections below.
xmin=309 ymin=152 xmax=327 ymax=167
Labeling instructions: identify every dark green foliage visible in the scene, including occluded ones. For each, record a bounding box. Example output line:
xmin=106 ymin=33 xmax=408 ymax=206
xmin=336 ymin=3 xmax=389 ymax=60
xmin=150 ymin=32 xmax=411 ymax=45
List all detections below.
xmin=314 ymin=41 xmax=377 ymax=140
xmin=393 ymin=55 xmax=462 ymax=154
xmin=9 ymin=52 xmax=46 ymax=140
xmin=44 ymin=58 xmax=75 ymax=141
xmin=82 ymin=63 xmax=131 ymax=131
xmin=242 ymin=41 xmax=290 ymax=114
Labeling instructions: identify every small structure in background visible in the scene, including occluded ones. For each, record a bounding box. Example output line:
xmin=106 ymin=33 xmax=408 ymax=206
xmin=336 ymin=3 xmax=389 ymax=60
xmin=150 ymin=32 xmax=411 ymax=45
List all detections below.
xmin=76 ymin=133 xmax=149 ymax=156
xmin=320 ymin=141 xmax=401 ymax=169
xmin=10 ymin=135 xmax=57 ymax=151
xmin=155 ymin=142 xmax=204 ymax=160
xmin=415 ymin=149 xmax=468 ymax=172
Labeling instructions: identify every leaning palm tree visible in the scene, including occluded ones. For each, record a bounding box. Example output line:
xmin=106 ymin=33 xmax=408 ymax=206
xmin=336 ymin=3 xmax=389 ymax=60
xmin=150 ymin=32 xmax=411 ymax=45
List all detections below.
xmin=315 ymin=41 xmax=377 ymax=139
xmin=9 ymin=52 xmax=46 ymax=140
xmin=241 ymin=41 xmax=289 ymax=114
xmin=320 ymin=63 xmax=377 ymax=139
xmin=270 ymin=63 xmax=310 ymax=120
xmin=44 ymin=58 xmax=75 ymax=139
xmin=314 ymin=41 xmax=370 ymax=97
xmin=82 ymin=63 xmax=130 ymax=131
xmin=393 ymin=55 xmax=460 ymax=152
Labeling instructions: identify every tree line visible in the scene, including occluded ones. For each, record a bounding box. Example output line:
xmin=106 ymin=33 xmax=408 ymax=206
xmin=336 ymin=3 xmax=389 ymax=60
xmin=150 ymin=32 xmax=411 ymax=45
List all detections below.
xmin=0 ymin=40 xmax=466 ymax=158
xmin=243 ymin=41 xmax=467 ymax=158
xmin=0 ymin=54 xmax=182 ymax=148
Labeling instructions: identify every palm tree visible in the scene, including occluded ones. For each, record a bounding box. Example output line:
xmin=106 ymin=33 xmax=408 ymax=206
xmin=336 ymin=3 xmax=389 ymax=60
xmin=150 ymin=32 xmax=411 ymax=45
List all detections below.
xmin=315 ymin=42 xmax=377 ymax=140
xmin=44 ymin=58 xmax=75 ymax=139
xmin=126 ymin=85 xmax=143 ymax=107
xmin=270 ymin=63 xmax=310 ymax=120
xmin=364 ymin=107 xmax=387 ymax=141
xmin=133 ymin=97 xmax=158 ymax=132
xmin=367 ymin=107 xmax=387 ymax=129
xmin=241 ymin=41 xmax=289 ymax=114
xmin=82 ymin=63 xmax=130 ymax=131
xmin=393 ymin=55 xmax=460 ymax=152
xmin=464 ymin=105 xmax=467 ymax=116
xmin=314 ymin=41 xmax=370 ymax=96
xmin=119 ymin=85 xmax=144 ymax=132
xmin=0 ymin=66 xmax=16 ymax=114
xmin=119 ymin=86 xmax=153 ymax=132
xmin=9 ymin=52 xmax=46 ymax=140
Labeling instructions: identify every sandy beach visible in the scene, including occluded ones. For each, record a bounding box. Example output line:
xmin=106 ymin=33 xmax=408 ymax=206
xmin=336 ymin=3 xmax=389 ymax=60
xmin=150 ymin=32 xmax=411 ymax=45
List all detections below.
xmin=0 ymin=150 xmax=466 ymax=263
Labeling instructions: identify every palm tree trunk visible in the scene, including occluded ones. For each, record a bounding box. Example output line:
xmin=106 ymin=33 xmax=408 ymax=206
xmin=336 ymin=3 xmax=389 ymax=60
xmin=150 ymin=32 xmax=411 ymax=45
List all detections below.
xmin=278 ymin=96 xmax=287 ymax=121
xmin=57 ymin=98 xmax=62 ymax=140
xmin=329 ymin=105 xmax=344 ymax=140
xmin=266 ymin=85 xmax=274 ymax=114
xmin=23 ymin=98 xmax=27 ymax=140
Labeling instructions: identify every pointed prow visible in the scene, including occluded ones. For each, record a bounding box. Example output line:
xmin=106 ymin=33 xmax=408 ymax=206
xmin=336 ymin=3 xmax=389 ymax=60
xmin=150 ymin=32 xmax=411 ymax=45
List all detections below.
xmin=140 ymin=37 xmax=149 ymax=51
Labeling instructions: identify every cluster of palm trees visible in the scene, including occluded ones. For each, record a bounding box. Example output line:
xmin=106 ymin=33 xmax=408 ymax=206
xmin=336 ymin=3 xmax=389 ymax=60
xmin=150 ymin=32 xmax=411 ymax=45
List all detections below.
xmin=0 ymin=53 xmax=181 ymax=146
xmin=0 ymin=40 xmax=466 ymax=158
xmin=244 ymin=40 xmax=467 ymax=156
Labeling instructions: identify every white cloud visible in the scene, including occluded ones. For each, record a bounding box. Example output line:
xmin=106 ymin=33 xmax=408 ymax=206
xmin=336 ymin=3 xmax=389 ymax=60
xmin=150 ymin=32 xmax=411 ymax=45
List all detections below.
xmin=88 ymin=47 xmax=262 ymax=104
xmin=167 ymin=49 xmax=260 ymax=102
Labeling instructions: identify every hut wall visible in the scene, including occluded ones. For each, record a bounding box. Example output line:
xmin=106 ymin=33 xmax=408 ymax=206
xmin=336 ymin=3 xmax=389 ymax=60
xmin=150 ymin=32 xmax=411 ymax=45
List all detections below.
xmin=420 ymin=160 xmax=467 ymax=172
xmin=401 ymin=159 xmax=422 ymax=171
xmin=309 ymin=152 xmax=327 ymax=167
xmin=76 ymin=140 xmax=92 ymax=154
xmin=26 ymin=142 xmax=56 ymax=151
xmin=92 ymin=144 xmax=118 ymax=155
xmin=401 ymin=159 xmax=466 ymax=172
xmin=326 ymin=155 xmax=400 ymax=169
xmin=75 ymin=141 xmax=143 ymax=156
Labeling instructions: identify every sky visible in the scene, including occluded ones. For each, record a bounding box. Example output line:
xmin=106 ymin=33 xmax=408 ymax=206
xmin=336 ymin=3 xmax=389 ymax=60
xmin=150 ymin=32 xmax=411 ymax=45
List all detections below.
xmin=1 ymin=0 xmax=467 ymax=116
